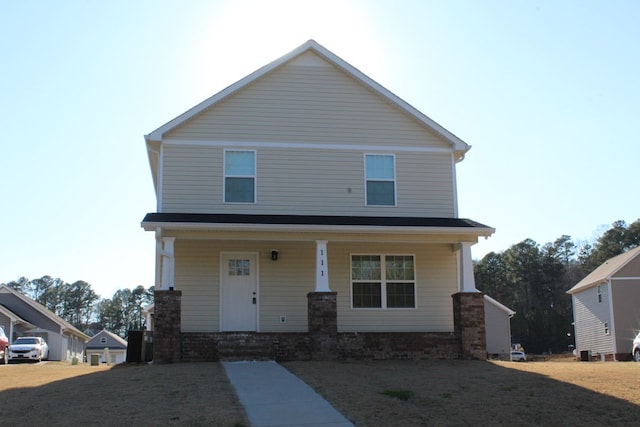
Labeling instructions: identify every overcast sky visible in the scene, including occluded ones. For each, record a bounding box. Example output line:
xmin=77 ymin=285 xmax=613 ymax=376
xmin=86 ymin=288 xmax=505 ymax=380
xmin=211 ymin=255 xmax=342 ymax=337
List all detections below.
xmin=2 ymin=1 xmax=638 ymax=298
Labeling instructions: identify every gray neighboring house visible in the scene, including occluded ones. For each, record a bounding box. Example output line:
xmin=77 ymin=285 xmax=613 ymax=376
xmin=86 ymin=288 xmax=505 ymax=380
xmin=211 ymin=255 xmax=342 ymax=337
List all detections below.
xmin=567 ymin=246 xmax=640 ymax=361
xmin=86 ymin=329 xmax=128 ymax=364
xmin=484 ymin=295 xmax=515 ymax=359
xmin=0 ymin=285 xmax=89 ymax=361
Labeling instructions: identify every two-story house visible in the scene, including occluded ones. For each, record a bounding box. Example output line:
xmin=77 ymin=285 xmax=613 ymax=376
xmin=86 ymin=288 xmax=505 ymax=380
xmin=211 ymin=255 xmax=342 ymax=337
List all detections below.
xmin=142 ymin=40 xmax=494 ymax=362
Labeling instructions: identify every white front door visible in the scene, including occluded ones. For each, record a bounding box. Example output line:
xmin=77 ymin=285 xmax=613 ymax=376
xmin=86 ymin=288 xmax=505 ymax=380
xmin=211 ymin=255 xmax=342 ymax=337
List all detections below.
xmin=221 ymin=253 xmax=258 ymax=331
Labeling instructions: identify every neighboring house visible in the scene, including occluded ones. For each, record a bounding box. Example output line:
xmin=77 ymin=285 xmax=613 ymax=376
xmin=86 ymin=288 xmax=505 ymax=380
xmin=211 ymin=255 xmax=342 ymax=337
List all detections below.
xmin=484 ymin=295 xmax=515 ymax=359
xmin=142 ymin=40 xmax=495 ymax=362
xmin=0 ymin=285 xmax=89 ymax=361
xmin=568 ymin=246 xmax=640 ymax=361
xmin=86 ymin=329 xmax=128 ymax=364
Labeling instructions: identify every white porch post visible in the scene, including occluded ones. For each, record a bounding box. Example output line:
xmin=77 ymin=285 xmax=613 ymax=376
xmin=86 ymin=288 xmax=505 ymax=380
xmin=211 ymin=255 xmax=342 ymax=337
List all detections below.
xmin=459 ymin=242 xmax=478 ymax=293
xmin=315 ymin=240 xmax=331 ymax=292
xmin=160 ymin=237 xmax=176 ymax=290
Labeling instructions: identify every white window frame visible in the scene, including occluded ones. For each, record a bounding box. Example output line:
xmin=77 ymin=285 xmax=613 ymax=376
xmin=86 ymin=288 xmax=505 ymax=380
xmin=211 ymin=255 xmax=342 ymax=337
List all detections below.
xmin=350 ymin=254 xmax=416 ymax=309
xmin=597 ymin=285 xmax=603 ymax=303
xmin=364 ymin=153 xmax=397 ymax=207
xmin=223 ymin=149 xmax=257 ymax=204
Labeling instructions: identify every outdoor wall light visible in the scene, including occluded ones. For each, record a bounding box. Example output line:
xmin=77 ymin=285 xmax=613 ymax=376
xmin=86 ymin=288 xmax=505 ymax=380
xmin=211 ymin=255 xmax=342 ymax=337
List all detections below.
xmin=271 ymin=250 xmax=279 ymax=261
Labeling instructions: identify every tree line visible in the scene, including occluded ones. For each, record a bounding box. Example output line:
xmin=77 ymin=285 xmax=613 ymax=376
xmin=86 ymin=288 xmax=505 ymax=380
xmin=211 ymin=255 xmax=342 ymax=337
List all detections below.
xmin=1 ymin=276 xmax=153 ymax=338
xmin=474 ymin=219 xmax=640 ymax=354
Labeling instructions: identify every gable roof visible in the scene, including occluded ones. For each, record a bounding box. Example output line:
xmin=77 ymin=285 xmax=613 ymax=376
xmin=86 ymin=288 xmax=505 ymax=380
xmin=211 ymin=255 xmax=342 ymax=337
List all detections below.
xmin=567 ymin=246 xmax=640 ymax=294
xmin=0 ymin=285 xmax=90 ymax=341
xmin=86 ymin=329 xmax=128 ymax=350
xmin=0 ymin=304 xmax=36 ymax=329
xmin=484 ymin=295 xmax=515 ymax=316
xmin=145 ymin=40 xmax=470 ymax=174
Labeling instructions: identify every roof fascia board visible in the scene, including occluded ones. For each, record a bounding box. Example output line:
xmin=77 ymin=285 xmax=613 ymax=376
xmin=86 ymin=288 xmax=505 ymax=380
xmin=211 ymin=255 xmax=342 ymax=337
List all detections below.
xmin=141 ymin=220 xmax=495 ymax=237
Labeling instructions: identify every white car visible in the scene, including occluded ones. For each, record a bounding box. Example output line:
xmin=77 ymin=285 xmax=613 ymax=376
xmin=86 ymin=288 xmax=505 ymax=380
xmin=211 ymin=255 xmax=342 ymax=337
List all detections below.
xmin=633 ymin=332 xmax=640 ymax=362
xmin=511 ymin=351 xmax=527 ymax=362
xmin=8 ymin=336 xmax=49 ymax=363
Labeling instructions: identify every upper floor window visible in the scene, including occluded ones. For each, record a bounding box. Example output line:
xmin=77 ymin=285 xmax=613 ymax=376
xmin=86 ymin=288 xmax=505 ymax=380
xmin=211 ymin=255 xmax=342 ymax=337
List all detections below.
xmin=100 ymin=337 xmax=107 ymax=344
xmin=365 ymin=154 xmax=395 ymax=206
xmin=597 ymin=285 xmax=603 ymax=303
xmin=224 ymin=150 xmax=256 ymax=203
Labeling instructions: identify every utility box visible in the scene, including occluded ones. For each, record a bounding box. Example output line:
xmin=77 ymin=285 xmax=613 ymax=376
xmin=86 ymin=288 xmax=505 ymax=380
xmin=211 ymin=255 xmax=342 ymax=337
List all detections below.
xmin=90 ymin=354 xmax=100 ymax=366
xmin=580 ymin=350 xmax=591 ymax=361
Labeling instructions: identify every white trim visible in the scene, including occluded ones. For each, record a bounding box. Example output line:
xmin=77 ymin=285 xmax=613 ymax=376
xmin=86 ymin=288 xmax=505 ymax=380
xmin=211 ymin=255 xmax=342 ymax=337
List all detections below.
xmin=163 ymin=139 xmax=453 ymax=154
xmin=219 ymin=252 xmax=260 ymax=332
xmin=315 ymin=240 xmax=331 ymax=292
xmin=609 ymin=276 xmax=640 ymax=281
xmin=606 ymin=280 xmax=617 ymax=352
xmin=364 ymin=153 xmax=397 ymax=207
xmin=223 ymin=149 xmax=257 ymax=204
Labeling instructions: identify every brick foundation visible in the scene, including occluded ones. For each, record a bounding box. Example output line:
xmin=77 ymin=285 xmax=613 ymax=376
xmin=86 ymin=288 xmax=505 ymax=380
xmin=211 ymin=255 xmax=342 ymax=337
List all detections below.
xmin=153 ymin=290 xmax=485 ymax=363
xmin=452 ymin=292 xmax=486 ymax=359
xmin=179 ymin=331 xmax=459 ymax=361
xmin=338 ymin=332 xmax=459 ymax=359
xmin=182 ymin=332 xmax=311 ymax=362
xmin=154 ymin=290 xmax=182 ymax=363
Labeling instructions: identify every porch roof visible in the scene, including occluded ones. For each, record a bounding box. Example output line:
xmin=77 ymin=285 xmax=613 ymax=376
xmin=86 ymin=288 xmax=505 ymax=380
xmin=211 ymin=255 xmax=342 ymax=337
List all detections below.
xmin=141 ymin=213 xmax=494 ymax=238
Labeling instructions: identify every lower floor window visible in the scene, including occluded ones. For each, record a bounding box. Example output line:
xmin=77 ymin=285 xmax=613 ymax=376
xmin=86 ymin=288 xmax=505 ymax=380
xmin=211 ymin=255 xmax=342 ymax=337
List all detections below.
xmin=351 ymin=255 xmax=416 ymax=308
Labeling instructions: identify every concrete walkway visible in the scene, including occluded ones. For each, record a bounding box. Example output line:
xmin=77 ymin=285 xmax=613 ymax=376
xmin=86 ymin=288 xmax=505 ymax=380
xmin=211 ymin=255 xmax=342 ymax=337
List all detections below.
xmin=223 ymin=360 xmax=354 ymax=427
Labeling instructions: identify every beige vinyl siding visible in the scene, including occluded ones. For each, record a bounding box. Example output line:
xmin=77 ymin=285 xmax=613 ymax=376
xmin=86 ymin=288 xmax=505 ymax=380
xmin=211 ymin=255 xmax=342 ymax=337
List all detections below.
xmin=572 ymin=286 xmax=615 ymax=356
xmin=161 ymin=145 xmax=454 ymax=216
xmin=176 ymin=240 xmax=313 ymax=333
xmin=166 ymin=58 xmax=450 ymax=149
xmin=330 ymin=242 xmax=457 ymax=333
xmin=175 ymin=240 xmax=220 ymax=332
xmin=175 ymin=238 xmax=457 ymax=333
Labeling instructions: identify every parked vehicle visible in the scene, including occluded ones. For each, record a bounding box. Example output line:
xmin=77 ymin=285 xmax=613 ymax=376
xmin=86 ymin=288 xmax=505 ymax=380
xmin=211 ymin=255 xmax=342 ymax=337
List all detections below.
xmin=633 ymin=332 xmax=640 ymax=362
xmin=8 ymin=336 xmax=49 ymax=363
xmin=511 ymin=350 xmax=527 ymax=362
xmin=0 ymin=327 xmax=8 ymax=364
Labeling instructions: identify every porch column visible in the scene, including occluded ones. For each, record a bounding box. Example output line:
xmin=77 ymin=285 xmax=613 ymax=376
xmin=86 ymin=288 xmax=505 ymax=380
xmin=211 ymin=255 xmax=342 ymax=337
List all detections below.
xmin=453 ymin=292 xmax=486 ymax=359
xmin=458 ymin=242 xmax=477 ymax=293
xmin=154 ymin=289 xmax=182 ymax=363
xmin=315 ymin=240 xmax=331 ymax=292
xmin=160 ymin=237 xmax=176 ymax=290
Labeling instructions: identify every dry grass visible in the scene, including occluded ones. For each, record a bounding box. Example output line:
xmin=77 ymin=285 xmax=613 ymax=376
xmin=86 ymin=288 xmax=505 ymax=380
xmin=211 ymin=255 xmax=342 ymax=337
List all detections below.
xmin=284 ymin=357 xmax=640 ymax=427
xmin=0 ymin=362 xmax=247 ymax=426
xmin=2 ymin=358 xmax=639 ymax=426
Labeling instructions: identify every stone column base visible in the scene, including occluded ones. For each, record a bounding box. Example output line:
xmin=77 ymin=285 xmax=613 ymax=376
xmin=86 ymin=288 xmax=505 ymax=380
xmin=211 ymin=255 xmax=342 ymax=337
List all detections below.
xmin=452 ymin=292 xmax=486 ymax=360
xmin=154 ymin=290 xmax=182 ymax=363
xmin=307 ymin=292 xmax=338 ymax=360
